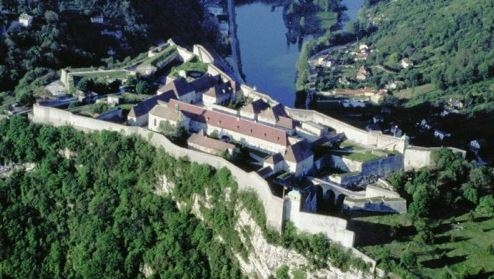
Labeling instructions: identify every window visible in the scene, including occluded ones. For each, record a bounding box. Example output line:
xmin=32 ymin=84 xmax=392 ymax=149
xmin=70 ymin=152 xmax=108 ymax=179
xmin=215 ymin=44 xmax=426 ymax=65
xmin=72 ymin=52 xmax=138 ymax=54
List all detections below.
xmin=153 ymin=118 xmax=157 ymax=127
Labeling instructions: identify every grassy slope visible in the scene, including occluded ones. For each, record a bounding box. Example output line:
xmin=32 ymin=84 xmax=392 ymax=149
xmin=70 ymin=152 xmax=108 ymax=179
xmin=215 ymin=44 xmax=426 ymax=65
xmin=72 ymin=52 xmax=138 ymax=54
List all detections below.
xmin=352 ymin=213 xmax=494 ymax=278
xmin=360 ymin=0 xmax=494 ymax=112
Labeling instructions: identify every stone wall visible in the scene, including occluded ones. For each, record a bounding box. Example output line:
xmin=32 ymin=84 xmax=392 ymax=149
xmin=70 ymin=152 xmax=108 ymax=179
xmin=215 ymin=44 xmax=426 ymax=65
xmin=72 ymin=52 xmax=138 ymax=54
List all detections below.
xmin=283 ymin=193 xmax=355 ymax=248
xmin=360 ymin=154 xmax=404 ymax=177
xmin=286 ymin=108 xmax=407 ymax=153
xmin=403 ymin=146 xmax=433 ymax=170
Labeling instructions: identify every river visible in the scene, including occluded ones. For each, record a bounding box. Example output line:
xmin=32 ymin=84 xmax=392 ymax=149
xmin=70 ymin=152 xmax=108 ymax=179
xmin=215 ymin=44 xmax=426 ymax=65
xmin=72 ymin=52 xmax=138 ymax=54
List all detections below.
xmin=234 ymin=0 xmax=364 ymax=107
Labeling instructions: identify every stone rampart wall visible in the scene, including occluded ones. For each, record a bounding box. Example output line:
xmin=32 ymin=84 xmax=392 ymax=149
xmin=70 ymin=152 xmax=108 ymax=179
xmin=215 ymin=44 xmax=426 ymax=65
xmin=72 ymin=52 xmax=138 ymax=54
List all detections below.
xmin=361 ymin=154 xmax=404 ymax=177
xmin=286 ymin=108 xmax=407 ymax=153
xmin=403 ymin=146 xmax=433 ymax=170
xmin=283 ymin=197 xmax=355 ymax=248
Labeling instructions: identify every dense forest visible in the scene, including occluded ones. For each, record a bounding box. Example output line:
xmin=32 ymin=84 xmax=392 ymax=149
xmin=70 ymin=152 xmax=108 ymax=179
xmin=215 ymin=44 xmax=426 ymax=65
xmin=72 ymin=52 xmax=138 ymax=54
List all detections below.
xmin=355 ymin=0 xmax=494 ymax=113
xmin=0 ymin=116 xmax=372 ymax=278
xmin=0 ymin=116 xmax=245 ymax=278
xmin=0 ymin=0 xmax=210 ymax=92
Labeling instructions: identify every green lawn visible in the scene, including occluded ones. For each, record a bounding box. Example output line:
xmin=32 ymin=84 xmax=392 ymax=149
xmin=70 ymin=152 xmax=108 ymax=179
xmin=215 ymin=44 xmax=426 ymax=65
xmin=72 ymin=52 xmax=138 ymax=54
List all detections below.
xmin=72 ymin=70 xmax=130 ymax=81
xmin=394 ymin=83 xmax=437 ymax=100
xmin=140 ymin=45 xmax=178 ymax=67
xmin=352 ymin=213 xmax=494 ymax=278
xmin=170 ymin=59 xmax=208 ymax=77
xmin=344 ymin=151 xmax=381 ymax=162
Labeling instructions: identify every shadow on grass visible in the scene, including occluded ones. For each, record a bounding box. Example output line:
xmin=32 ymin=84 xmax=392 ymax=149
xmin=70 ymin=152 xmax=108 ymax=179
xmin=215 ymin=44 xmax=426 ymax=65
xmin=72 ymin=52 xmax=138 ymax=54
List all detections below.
xmin=420 ymin=255 xmax=467 ymax=269
xmin=482 ymin=227 xmax=494 ymax=233
xmin=467 ymin=271 xmax=494 ymax=279
xmin=349 ymin=219 xmax=416 ymax=246
xmin=434 ymin=235 xmax=471 ymax=245
xmin=474 ymin=216 xmax=493 ymax=223
xmin=433 ymin=223 xmax=453 ymax=234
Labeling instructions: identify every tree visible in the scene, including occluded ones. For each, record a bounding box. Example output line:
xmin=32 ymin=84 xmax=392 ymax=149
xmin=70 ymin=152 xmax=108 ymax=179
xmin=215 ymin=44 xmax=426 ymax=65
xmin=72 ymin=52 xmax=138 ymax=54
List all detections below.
xmin=476 ymin=195 xmax=494 ymax=216
xmin=135 ymin=80 xmax=152 ymax=95
xmin=275 ymin=265 xmax=290 ymax=279
xmin=400 ymin=250 xmax=418 ymax=269
xmin=77 ymin=77 xmax=93 ymax=92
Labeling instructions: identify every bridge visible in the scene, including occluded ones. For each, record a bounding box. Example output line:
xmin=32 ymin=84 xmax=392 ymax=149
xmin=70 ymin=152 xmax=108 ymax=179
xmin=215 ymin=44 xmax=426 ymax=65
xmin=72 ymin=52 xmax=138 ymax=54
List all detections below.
xmin=310 ymin=177 xmax=406 ymax=213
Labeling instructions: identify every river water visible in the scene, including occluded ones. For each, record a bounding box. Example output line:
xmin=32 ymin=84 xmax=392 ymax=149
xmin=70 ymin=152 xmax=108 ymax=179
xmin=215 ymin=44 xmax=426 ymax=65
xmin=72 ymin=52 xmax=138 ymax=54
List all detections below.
xmin=235 ymin=0 xmax=364 ymax=107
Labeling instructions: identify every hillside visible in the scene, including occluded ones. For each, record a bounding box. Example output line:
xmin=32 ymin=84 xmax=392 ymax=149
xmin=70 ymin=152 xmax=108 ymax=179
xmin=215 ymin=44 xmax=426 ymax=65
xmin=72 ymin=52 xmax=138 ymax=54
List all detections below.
xmin=0 ymin=0 xmax=210 ymax=92
xmin=356 ymin=0 xmax=494 ymax=113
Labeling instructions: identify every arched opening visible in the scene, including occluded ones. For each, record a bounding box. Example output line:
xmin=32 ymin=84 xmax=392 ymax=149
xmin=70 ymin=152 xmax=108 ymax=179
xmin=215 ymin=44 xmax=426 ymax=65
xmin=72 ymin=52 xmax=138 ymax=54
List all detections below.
xmin=335 ymin=194 xmax=346 ymax=212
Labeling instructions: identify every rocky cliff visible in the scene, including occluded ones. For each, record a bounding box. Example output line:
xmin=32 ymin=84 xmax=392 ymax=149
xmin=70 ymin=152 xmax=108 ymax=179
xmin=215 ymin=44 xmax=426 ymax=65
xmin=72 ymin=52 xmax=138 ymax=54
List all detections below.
xmin=158 ymin=175 xmax=375 ymax=279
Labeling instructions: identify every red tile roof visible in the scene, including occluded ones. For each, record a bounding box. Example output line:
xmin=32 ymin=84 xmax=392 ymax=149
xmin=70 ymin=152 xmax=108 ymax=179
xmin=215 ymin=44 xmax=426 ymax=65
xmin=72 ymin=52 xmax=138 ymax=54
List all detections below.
xmin=168 ymin=99 xmax=288 ymax=147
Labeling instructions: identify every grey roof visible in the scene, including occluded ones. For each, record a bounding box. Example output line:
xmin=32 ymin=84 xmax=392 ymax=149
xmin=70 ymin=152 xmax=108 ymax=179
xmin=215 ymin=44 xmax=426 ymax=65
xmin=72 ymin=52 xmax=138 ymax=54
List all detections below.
xmin=128 ymin=91 xmax=175 ymax=118
xmin=241 ymin=99 xmax=269 ymax=114
xmin=284 ymin=140 xmax=313 ymax=163
xmin=204 ymin=82 xmax=232 ymax=98
xmin=190 ymin=74 xmax=220 ymax=92
xmin=265 ymin=153 xmax=284 ymax=165
xmin=149 ymin=103 xmax=183 ymax=122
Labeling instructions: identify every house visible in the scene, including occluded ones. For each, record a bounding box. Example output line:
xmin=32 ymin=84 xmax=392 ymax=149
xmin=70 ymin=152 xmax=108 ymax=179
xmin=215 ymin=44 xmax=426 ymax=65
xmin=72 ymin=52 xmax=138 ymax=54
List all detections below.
xmin=400 ymin=58 xmax=413 ymax=69
xmin=284 ymin=140 xmax=314 ymax=176
xmin=356 ymin=66 xmax=370 ymax=81
xmin=418 ymin=119 xmax=431 ymax=130
xmin=239 ymin=99 xmax=269 ymax=120
xmin=101 ymin=29 xmax=123 ymax=40
xmin=218 ymin=20 xmax=229 ymax=36
xmin=19 ymin=13 xmax=33 ymax=27
xmin=136 ymin=64 xmax=157 ymax=76
xmin=434 ymin=130 xmax=451 ymax=141
xmin=158 ymin=77 xmax=195 ymax=104
xmin=355 ymin=44 xmax=370 ymax=61
xmin=187 ymin=133 xmax=236 ymax=157
xmin=202 ymin=82 xmax=233 ymax=106
xmin=127 ymin=91 xmax=175 ymax=126
xmin=469 ymin=139 xmax=487 ymax=151
xmin=263 ymin=153 xmax=286 ymax=173
xmin=258 ymin=107 xmax=278 ymax=125
xmin=148 ymin=101 xmax=189 ymax=131
xmin=206 ymin=5 xmax=225 ymax=17
xmin=359 ymin=44 xmax=369 ymax=52
xmin=159 ymin=75 xmax=220 ymax=104
xmin=316 ymin=55 xmax=332 ymax=67
xmin=90 ymin=15 xmax=104 ymax=24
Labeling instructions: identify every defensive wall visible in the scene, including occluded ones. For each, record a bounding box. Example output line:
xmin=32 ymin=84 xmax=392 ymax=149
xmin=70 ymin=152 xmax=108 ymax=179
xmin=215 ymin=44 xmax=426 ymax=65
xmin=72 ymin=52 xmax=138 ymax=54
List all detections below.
xmin=30 ymin=104 xmax=357 ymax=248
xmin=286 ymin=108 xmax=407 ymax=154
xmin=404 ymin=145 xmax=467 ymax=171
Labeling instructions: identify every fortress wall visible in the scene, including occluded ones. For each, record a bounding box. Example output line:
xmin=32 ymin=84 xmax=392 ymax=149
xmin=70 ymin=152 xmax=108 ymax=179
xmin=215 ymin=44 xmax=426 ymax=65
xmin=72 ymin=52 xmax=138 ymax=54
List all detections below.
xmin=360 ymin=154 xmax=404 ymax=177
xmin=403 ymin=146 xmax=433 ymax=170
xmin=240 ymin=84 xmax=279 ymax=106
xmin=192 ymin=44 xmax=215 ymax=64
xmin=284 ymin=196 xmax=355 ymax=248
xmin=286 ymin=108 xmax=407 ymax=153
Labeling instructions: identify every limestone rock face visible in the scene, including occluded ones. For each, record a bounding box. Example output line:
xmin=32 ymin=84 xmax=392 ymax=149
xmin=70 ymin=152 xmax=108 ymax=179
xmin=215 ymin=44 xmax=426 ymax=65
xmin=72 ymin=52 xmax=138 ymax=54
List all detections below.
xmin=158 ymin=175 xmax=372 ymax=279
xmin=234 ymin=208 xmax=371 ymax=279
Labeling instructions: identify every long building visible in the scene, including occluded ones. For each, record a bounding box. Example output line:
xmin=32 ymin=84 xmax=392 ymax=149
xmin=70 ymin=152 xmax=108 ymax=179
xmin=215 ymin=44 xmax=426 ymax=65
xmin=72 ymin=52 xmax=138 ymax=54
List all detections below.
xmin=149 ymin=98 xmax=289 ymax=154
